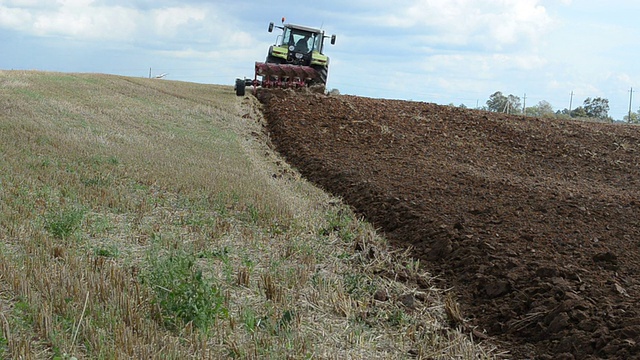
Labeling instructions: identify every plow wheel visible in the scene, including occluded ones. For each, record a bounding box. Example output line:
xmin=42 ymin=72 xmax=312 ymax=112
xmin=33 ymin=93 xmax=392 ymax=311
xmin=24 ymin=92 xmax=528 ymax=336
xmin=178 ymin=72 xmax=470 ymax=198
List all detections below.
xmin=235 ymin=78 xmax=246 ymax=96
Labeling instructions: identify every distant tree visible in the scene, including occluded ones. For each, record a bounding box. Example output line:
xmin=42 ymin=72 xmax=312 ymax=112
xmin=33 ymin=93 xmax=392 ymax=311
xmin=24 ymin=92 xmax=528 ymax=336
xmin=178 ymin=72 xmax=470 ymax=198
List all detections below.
xmin=555 ymin=109 xmax=571 ymax=119
xmin=537 ymin=100 xmax=554 ymax=115
xmin=583 ymin=97 xmax=610 ymax=119
xmin=570 ymin=106 xmax=587 ymax=118
xmin=525 ymin=106 xmax=536 ymax=116
xmin=458 ymin=103 xmax=468 ymax=109
xmin=486 ymin=92 xmax=507 ymax=112
xmin=486 ymin=91 xmax=521 ymax=114
xmin=507 ymin=94 xmax=522 ymax=114
xmin=557 ymin=108 xmax=571 ymax=116
xmin=624 ymin=108 xmax=640 ymax=123
xmin=526 ymin=100 xmax=555 ymax=117
xmin=624 ymin=113 xmax=639 ymax=124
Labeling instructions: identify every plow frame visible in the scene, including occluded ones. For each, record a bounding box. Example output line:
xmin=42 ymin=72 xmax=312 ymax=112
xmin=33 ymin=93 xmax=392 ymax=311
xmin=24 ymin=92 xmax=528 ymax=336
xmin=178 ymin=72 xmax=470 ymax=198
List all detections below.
xmin=252 ymin=62 xmax=319 ymax=93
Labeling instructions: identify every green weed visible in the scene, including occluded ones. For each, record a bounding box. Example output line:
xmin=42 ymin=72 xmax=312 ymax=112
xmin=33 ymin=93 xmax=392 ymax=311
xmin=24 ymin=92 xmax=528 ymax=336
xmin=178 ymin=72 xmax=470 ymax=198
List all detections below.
xmin=12 ymin=299 xmax=34 ymax=328
xmin=81 ymin=174 xmax=113 ymax=187
xmin=94 ymin=245 xmax=119 ymax=258
xmin=387 ymin=308 xmax=410 ymax=327
xmin=143 ymin=250 xmax=228 ymax=332
xmin=45 ymin=207 xmax=85 ymax=239
xmin=87 ymin=214 xmax=114 ymax=235
xmin=0 ymin=336 xmax=7 ymax=358
xmin=241 ymin=308 xmax=259 ymax=334
xmin=197 ymin=246 xmax=229 ymax=261
xmin=343 ymin=273 xmax=376 ymax=299
xmin=321 ymin=209 xmax=356 ymax=243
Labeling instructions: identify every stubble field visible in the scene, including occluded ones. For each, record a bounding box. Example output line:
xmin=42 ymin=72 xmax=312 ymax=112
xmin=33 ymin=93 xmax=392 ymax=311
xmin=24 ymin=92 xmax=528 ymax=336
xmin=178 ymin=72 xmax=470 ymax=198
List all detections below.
xmin=0 ymin=71 xmax=494 ymax=359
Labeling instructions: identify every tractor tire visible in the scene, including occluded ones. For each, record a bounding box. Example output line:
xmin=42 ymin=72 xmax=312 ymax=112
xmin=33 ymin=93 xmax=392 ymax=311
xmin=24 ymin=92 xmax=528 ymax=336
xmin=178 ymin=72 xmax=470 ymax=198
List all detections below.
xmin=316 ymin=66 xmax=328 ymax=84
xmin=311 ymin=66 xmax=328 ymax=90
xmin=235 ymin=78 xmax=246 ymax=97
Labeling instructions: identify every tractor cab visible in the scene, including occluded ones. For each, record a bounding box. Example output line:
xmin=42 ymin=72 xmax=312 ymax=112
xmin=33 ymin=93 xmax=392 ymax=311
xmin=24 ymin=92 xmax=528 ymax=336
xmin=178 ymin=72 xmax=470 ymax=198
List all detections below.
xmin=267 ymin=21 xmax=336 ymax=66
xmin=280 ymin=27 xmax=320 ymax=54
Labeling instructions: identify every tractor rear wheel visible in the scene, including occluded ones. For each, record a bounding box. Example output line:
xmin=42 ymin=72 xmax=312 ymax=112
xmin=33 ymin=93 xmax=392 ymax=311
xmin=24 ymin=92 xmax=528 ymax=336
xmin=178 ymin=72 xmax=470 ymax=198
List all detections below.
xmin=311 ymin=66 xmax=328 ymax=90
xmin=235 ymin=78 xmax=246 ymax=96
xmin=317 ymin=67 xmax=328 ymax=84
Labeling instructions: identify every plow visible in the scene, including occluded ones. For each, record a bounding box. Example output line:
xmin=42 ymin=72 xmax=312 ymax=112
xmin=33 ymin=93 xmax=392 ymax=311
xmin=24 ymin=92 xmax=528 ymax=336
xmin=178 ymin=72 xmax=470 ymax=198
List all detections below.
xmin=235 ymin=18 xmax=336 ymax=96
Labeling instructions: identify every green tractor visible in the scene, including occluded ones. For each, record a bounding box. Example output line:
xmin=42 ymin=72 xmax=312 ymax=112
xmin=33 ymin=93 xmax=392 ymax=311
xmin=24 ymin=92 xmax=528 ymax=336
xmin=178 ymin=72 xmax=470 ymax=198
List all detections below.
xmin=235 ymin=19 xmax=336 ymax=96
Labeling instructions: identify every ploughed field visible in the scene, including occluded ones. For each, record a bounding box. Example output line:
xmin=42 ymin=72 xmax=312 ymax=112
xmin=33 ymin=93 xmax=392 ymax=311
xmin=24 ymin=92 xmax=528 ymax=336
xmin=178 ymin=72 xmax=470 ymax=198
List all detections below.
xmin=258 ymin=90 xmax=640 ymax=359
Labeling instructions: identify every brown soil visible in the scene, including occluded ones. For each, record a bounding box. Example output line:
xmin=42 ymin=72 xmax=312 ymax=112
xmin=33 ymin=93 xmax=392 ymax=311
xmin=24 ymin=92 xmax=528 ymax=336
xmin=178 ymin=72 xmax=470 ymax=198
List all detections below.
xmin=257 ymin=90 xmax=640 ymax=359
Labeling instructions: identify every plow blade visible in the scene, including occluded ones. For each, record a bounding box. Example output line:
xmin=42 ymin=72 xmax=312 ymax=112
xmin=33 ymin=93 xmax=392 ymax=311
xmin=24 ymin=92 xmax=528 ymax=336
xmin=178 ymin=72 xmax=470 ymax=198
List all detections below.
xmin=254 ymin=62 xmax=320 ymax=89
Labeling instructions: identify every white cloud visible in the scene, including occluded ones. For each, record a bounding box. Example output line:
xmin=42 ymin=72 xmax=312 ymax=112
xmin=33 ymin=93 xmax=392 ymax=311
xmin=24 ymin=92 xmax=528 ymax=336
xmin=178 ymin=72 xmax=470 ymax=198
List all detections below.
xmin=0 ymin=6 xmax=32 ymax=29
xmin=152 ymin=6 xmax=205 ymax=38
xmin=0 ymin=1 xmax=138 ymax=40
xmin=0 ymin=1 xmax=260 ymax=53
xmin=37 ymin=5 xmax=136 ymax=39
xmin=2 ymin=0 xmax=46 ymax=6
xmin=367 ymin=0 xmax=552 ymax=51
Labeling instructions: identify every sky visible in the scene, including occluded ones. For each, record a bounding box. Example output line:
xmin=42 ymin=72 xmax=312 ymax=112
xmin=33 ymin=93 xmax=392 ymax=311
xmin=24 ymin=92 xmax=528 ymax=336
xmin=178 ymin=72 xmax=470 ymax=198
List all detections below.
xmin=1 ymin=0 xmax=640 ymax=120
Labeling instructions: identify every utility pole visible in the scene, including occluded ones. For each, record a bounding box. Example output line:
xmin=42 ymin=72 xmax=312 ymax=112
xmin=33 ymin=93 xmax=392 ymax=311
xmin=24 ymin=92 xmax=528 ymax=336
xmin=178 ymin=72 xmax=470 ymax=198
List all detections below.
xmin=503 ymin=101 xmax=510 ymax=114
xmin=629 ymin=87 xmax=634 ymax=123
xmin=523 ymin=93 xmax=527 ymax=115
xmin=569 ymin=91 xmax=574 ymax=113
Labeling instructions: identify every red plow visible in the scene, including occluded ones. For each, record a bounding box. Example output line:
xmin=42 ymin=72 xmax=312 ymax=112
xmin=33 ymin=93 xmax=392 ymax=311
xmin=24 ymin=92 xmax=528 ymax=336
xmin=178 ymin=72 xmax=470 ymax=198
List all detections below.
xmin=235 ymin=62 xmax=322 ymax=96
xmin=255 ymin=62 xmax=319 ymax=89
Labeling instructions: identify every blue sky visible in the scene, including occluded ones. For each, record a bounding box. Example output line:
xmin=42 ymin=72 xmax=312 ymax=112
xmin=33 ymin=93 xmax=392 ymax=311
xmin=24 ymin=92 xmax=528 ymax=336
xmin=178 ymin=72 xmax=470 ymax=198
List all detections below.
xmin=1 ymin=0 xmax=640 ymax=120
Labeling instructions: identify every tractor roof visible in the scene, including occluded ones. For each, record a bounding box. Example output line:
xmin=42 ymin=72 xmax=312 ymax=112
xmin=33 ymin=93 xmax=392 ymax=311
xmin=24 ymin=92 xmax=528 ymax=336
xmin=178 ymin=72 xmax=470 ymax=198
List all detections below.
xmin=284 ymin=23 xmax=324 ymax=34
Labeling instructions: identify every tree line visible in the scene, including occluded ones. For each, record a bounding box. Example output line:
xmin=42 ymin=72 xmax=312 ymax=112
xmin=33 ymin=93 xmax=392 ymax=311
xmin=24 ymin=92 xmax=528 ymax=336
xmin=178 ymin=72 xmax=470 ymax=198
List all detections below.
xmin=479 ymin=91 xmax=622 ymax=122
xmin=449 ymin=91 xmax=640 ymax=123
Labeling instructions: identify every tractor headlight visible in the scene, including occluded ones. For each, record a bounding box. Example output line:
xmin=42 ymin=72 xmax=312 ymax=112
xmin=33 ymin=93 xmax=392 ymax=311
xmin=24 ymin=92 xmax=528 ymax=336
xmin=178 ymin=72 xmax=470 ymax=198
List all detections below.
xmin=289 ymin=45 xmax=295 ymax=52
xmin=295 ymin=53 xmax=304 ymax=59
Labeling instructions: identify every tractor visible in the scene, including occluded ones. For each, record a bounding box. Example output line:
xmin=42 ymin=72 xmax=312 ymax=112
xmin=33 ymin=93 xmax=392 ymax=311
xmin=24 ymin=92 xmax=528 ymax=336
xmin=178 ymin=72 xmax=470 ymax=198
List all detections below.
xmin=235 ymin=18 xmax=336 ymax=96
